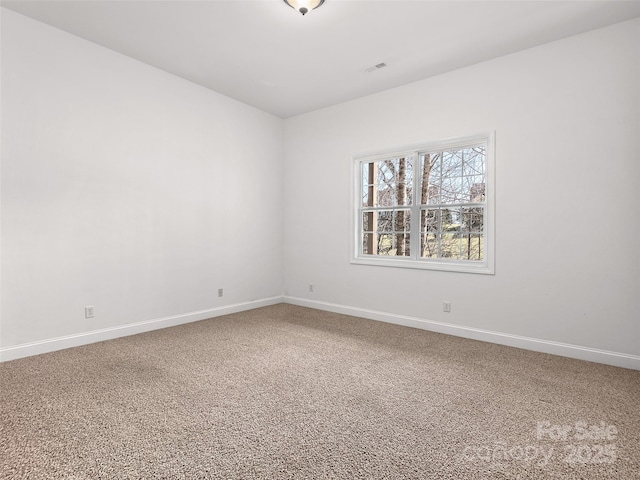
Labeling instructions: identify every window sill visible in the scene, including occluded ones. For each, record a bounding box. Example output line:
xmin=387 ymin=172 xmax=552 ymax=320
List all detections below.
xmin=351 ymin=256 xmax=494 ymax=275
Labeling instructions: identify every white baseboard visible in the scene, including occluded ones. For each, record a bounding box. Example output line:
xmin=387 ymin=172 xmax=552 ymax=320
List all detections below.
xmin=283 ymin=296 xmax=640 ymax=371
xmin=4 ymin=295 xmax=638 ymax=370
xmin=0 ymin=296 xmax=284 ymax=362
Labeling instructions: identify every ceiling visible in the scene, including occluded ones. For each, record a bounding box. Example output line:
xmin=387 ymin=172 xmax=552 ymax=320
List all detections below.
xmin=3 ymin=0 xmax=640 ymax=118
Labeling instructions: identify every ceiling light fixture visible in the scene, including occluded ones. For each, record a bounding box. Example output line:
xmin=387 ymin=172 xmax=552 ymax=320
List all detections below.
xmin=284 ymin=0 xmax=325 ymax=16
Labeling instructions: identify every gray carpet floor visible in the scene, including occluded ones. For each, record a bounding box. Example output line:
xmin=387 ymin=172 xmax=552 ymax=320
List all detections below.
xmin=1 ymin=304 xmax=638 ymax=479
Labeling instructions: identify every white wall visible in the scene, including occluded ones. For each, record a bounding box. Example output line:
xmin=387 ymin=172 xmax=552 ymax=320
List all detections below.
xmin=2 ymin=9 xmax=638 ymax=369
xmin=283 ymin=19 xmax=640 ymax=366
xmin=0 ymin=9 xmax=283 ymax=357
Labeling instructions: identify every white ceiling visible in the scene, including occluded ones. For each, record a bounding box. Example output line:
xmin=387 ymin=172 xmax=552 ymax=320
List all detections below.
xmin=3 ymin=0 xmax=640 ymax=118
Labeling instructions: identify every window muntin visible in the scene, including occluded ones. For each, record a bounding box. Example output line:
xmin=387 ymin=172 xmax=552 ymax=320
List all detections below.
xmin=353 ymin=134 xmax=494 ymax=274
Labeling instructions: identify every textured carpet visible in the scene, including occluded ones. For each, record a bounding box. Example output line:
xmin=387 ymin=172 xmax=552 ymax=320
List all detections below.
xmin=1 ymin=304 xmax=638 ymax=479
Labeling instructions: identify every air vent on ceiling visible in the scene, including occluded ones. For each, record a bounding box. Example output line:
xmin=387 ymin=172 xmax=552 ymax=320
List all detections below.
xmin=365 ymin=62 xmax=387 ymax=73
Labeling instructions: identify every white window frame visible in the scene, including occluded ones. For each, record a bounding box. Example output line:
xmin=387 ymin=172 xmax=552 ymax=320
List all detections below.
xmin=351 ymin=132 xmax=495 ymax=274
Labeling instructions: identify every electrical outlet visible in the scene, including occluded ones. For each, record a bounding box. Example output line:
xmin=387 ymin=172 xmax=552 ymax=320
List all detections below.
xmin=309 ymin=284 xmax=314 ymax=293
xmin=218 ymin=288 xmax=224 ymax=297
xmin=85 ymin=306 xmax=94 ymax=318
xmin=443 ymin=301 xmax=451 ymax=313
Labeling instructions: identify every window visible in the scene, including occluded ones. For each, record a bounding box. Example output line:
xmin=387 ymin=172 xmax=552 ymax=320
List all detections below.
xmin=352 ymin=133 xmax=494 ymax=274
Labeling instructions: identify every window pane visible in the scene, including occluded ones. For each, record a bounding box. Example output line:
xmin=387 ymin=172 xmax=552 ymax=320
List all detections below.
xmin=460 ymin=234 xmax=484 ymax=260
xmin=420 ymin=207 xmax=484 ymax=260
xmin=362 ymin=157 xmax=414 ymax=207
xmin=377 ymin=186 xmax=398 ymax=207
xmin=462 ymin=146 xmax=486 ymax=176
xmin=420 ymin=208 xmax=438 ymax=258
xmin=442 ymin=207 xmax=460 ymax=233
xmin=465 ymin=177 xmax=486 ymax=203
xmin=441 ymin=150 xmax=463 ymax=179
xmin=424 ymin=153 xmax=441 ymax=205
xmin=441 ymin=177 xmax=465 ymax=204
xmin=362 ymin=186 xmax=372 ymax=207
xmin=440 ymin=233 xmax=460 ymax=259
xmin=361 ymin=209 xmax=411 ymax=257
xmin=421 ymin=146 xmax=486 ymax=206
xmin=379 ymin=232 xmax=410 ymax=257
xmin=461 ymin=207 xmax=484 ymax=234
xmin=422 ymin=233 xmax=439 ymax=258
xmin=423 ymin=208 xmax=439 ymax=233
xmin=398 ymin=234 xmax=411 ymax=256
xmin=362 ymin=233 xmax=374 ymax=255
xmin=377 ymin=234 xmax=394 ymax=255
xmin=394 ymin=209 xmax=411 ymax=256
xmin=378 ymin=210 xmax=394 ymax=232
xmin=362 ymin=211 xmax=371 ymax=232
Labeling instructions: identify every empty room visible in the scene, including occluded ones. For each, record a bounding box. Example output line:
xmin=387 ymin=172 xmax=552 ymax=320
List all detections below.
xmin=1 ymin=1 xmax=639 ymax=479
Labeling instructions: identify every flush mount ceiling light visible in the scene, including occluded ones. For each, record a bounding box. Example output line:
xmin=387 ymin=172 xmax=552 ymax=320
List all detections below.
xmin=284 ymin=0 xmax=325 ymax=16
